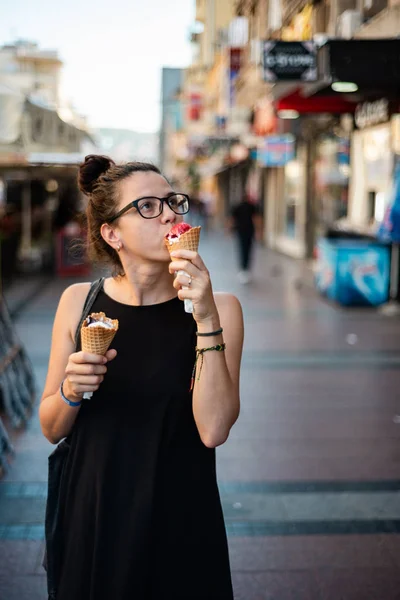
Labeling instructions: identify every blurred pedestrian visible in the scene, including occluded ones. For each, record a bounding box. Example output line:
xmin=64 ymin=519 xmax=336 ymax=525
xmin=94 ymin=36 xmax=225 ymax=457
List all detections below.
xmin=40 ymin=155 xmax=243 ymax=600
xmin=228 ymin=195 xmax=263 ymax=284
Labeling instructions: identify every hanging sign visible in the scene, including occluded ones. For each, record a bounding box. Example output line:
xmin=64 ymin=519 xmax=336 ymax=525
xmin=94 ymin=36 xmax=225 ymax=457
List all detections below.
xmin=262 ymin=41 xmax=317 ymax=82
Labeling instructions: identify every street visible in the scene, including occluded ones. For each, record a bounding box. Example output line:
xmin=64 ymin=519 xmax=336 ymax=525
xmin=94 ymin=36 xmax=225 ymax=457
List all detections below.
xmin=2 ymin=231 xmax=400 ymax=599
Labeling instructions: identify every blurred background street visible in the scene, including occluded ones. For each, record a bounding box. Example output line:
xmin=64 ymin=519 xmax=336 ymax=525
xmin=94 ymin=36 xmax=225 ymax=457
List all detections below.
xmin=2 ymin=0 xmax=400 ymax=598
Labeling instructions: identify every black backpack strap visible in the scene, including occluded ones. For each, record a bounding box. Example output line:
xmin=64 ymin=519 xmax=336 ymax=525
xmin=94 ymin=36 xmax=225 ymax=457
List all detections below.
xmin=74 ymin=277 xmax=105 ymax=352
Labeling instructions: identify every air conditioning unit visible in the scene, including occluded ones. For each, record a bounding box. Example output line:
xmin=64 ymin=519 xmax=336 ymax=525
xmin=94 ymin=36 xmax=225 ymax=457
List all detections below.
xmin=250 ymin=39 xmax=261 ymax=65
xmin=337 ymin=10 xmax=362 ymax=39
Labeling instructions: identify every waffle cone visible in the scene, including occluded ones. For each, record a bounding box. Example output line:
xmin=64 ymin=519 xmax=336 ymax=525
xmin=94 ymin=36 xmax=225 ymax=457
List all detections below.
xmin=165 ymin=226 xmax=201 ymax=257
xmin=81 ymin=312 xmax=119 ymax=355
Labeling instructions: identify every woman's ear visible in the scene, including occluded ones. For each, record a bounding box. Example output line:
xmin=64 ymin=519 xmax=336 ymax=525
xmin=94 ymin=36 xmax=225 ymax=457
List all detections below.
xmin=101 ymin=223 xmax=121 ymax=251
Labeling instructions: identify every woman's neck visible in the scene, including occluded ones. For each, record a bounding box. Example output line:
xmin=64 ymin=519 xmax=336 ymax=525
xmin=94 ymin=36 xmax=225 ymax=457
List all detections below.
xmin=107 ymin=263 xmax=176 ymax=306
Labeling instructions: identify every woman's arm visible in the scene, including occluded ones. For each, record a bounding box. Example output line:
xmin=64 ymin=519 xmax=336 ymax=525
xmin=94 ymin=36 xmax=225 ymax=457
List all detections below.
xmin=39 ymin=282 xmax=114 ymax=444
xmin=192 ymin=293 xmax=243 ymax=448
xmin=169 ymin=249 xmax=244 ymax=448
xmin=39 ymin=283 xmax=89 ymax=443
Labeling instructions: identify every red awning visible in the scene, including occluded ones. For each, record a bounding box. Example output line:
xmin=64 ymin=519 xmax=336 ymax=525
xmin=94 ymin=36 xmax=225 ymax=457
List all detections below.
xmin=276 ymin=89 xmax=356 ymax=114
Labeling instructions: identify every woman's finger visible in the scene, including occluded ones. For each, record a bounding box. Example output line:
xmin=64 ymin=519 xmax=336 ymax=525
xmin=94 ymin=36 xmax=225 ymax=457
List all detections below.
xmin=168 ymin=259 xmax=198 ymax=277
xmin=104 ymin=349 xmax=117 ymax=361
xmin=177 ymin=287 xmax=197 ymax=300
xmin=72 ymin=351 xmax=107 ymax=365
xmin=174 ymin=272 xmax=194 ymax=288
xmin=68 ymin=375 xmax=104 ymax=387
xmin=66 ymin=363 xmax=107 ymax=376
xmin=170 ymin=250 xmax=207 ymax=271
xmin=72 ymin=383 xmax=101 ymax=394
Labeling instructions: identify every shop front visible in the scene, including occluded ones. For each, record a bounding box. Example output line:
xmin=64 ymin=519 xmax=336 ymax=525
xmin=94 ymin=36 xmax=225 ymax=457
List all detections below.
xmin=349 ymin=100 xmax=393 ymax=228
xmin=276 ymin=144 xmax=307 ymax=257
xmin=260 ymin=94 xmax=355 ymax=259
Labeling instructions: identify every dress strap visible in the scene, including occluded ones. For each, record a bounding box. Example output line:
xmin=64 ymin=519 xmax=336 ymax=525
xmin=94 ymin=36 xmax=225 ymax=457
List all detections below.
xmin=74 ymin=278 xmax=105 ymax=351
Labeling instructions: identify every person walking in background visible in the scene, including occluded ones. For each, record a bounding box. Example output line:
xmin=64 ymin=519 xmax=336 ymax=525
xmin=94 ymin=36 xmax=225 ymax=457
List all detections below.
xmin=228 ymin=195 xmax=263 ymax=284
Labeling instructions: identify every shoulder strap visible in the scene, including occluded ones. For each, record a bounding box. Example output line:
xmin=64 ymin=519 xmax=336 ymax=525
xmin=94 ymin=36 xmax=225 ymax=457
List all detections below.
xmin=74 ymin=277 xmax=105 ymax=352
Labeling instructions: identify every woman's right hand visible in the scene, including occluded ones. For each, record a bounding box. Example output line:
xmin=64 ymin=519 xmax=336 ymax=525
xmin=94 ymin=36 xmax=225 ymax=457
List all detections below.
xmin=63 ymin=349 xmax=117 ymax=400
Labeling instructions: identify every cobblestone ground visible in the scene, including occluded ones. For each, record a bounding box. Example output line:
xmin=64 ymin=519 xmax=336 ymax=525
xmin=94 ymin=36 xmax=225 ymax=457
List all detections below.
xmin=2 ymin=231 xmax=400 ymax=599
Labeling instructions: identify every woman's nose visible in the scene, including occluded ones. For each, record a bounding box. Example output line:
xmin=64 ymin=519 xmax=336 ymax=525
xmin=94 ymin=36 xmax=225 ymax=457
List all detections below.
xmin=161 ymin=200 xmax=177 ymax=223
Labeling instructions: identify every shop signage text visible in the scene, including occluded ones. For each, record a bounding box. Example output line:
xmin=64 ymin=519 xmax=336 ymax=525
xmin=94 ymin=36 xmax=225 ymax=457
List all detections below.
xmin=262 ymin=41 xmax=317 ymax=82
xmin=257 ymin=134 xmax=295 ymax=167
xmin=355 ymin=99 xmax=389 ymax=129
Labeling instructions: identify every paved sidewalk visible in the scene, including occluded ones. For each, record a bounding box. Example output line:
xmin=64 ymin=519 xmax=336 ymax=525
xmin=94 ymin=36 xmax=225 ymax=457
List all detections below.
xmin=2 ymin=232 xmax=400 ymax=599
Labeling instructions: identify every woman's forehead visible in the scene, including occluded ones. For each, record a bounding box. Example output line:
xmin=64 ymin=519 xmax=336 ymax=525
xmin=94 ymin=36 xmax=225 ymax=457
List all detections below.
xmin=120 ymin=172 xmax=172 ymax=198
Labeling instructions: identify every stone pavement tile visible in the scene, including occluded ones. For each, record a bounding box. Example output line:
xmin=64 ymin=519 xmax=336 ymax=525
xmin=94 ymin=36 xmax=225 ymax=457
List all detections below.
xmin=314 ymin=568 xmax=400 ymax=600
xmin=0 ymin=541 xmax=42 ymax=576
xmin=280 ymin=491 xmax=400 ymax=521
xmin=231 ymin=572 xmax=265 ymax=600
xmin=229 ymin=537 xmax=318 ymax=571
xmin=0 ymin=574 xmax=47 ymax=600
xmin=381 ymin=535 xmax=400 ymax=567
xmin=228 ymin=535 xmax=396 ymax=572
xmin=218 ymin=437 xmax=400 ymax=463
xmin=253 ymin=570 xmax=320 ymax=600
xmin=3 ymin=448 xmax=50 ymax=482
xmin=227 ymin=413 xmax=400 ymax=441
xmin=0 ymin=495 xmax=45 ymax=525
xmin=218 ymin=454 xmax=400 ymax=482
xmin=218 ymin=456 xmax=336 ymax=482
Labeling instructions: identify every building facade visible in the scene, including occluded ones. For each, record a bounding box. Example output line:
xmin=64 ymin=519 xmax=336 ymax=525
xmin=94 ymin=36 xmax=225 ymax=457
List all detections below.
xmin=162 ymin=0 xmax=400 ymax=258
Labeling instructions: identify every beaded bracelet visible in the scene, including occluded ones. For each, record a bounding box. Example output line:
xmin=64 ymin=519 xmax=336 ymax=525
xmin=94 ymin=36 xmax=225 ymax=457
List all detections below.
xmin=60 ymin=379 xmax=82 ymax=407
xmin=190 ymin=343 xmax=226 ymax=391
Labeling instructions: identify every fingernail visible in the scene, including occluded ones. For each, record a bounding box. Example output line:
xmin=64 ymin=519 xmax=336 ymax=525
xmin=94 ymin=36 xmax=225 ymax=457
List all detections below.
xmin=171 ymin=251 xmax=178 ymax=257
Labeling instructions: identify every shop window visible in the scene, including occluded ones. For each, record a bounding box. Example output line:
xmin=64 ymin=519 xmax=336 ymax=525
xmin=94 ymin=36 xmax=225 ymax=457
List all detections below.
xmin=282 ymin=160 xmax=303 ymax=240
xmin=314 ymin=135 xmax=350 ymax=236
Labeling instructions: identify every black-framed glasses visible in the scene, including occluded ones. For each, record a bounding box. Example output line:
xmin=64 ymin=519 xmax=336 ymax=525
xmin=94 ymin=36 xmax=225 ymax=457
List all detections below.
xmin=108 ymin=193 xmax=190 ymax=222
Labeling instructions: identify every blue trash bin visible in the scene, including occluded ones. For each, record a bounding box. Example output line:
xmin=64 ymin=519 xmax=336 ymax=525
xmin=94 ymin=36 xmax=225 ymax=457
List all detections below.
xmin=315 ymin=238 xmax=391 ymax=306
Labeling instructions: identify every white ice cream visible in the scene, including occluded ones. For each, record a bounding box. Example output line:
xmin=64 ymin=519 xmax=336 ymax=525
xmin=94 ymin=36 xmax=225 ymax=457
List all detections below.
xmin=85 ymin=318 xmax=114 ymax=329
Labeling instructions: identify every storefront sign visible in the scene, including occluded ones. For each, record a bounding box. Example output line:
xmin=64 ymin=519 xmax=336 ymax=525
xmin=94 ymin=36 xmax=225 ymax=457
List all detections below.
xmin=262 ymin=41 xmax=317 ymax=82
xmin=355 ymin=99 xmax=389 ymax=129
xmin=257 ymin=134 xmax=295 ymax=166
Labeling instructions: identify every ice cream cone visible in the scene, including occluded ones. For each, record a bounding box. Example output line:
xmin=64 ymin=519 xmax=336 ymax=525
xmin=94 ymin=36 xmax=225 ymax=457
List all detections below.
xmin=81 ymin=312 xmax=119 ymax=355
xmin=165 ymin=226 xmax=201 ymax=314
xmin=80 ymin=312 xmax=119 ymax=399
xmin=164 ymin=226 xmax=201 ymax=255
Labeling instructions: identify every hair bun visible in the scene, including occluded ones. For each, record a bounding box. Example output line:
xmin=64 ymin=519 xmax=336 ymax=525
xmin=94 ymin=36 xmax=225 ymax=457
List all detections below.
xmin=78 ymin=155 xmax=115 ymax=195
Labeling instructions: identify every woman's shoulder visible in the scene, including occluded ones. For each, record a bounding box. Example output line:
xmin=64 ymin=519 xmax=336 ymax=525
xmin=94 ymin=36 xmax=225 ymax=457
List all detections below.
xmin=57 ymin=281 xmax=92 ymax=342
xmin=60 ymin=281 xmax=92 ymax=306
xmin=214 ymin=292 xmax=243 ymax=321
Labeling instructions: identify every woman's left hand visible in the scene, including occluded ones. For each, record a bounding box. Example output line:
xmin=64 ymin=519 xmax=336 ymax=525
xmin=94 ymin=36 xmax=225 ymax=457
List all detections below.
xmin=168 ymin=249 xmax=217 ymax=324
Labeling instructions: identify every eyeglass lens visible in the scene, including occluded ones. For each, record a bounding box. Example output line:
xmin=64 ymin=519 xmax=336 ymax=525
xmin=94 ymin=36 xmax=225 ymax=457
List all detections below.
xmin=137 ymin=194 xmax=189 ymax=218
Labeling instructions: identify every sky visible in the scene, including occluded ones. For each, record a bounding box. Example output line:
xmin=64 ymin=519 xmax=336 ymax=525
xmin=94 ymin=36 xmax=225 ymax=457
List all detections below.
xmin=0 ymin=0 xmax=195 ymax=133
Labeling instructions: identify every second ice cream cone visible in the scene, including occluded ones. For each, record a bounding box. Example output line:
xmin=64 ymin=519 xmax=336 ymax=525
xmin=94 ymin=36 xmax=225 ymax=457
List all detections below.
xmin=80 ymin=312 xmax=119 ymax=399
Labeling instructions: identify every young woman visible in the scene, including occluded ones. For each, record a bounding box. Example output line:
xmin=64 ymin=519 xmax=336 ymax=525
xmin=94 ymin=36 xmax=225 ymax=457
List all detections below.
xmin=39 ymin=155 xmax=244 ymax=600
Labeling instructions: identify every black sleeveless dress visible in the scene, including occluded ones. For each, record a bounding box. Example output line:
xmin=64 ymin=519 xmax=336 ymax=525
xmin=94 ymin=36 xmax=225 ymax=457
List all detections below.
xmin=56 ymin=287 xmax=233 ymax=600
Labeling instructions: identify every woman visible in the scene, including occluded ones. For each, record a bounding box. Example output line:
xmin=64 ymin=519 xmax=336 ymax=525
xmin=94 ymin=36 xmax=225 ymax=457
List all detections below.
xmin=39 ymin=155 xmax=243 ymax=600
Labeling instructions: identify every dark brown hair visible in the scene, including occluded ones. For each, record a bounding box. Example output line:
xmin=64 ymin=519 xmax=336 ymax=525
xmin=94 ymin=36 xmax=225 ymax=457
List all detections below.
xmin=78 ymin=154 xmax=162 ymax=276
